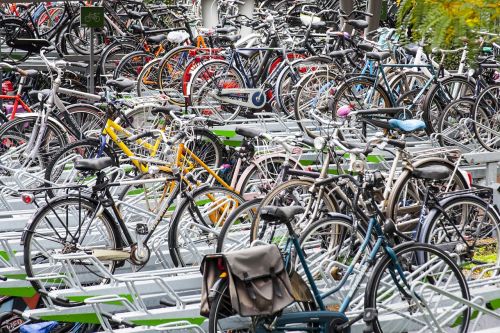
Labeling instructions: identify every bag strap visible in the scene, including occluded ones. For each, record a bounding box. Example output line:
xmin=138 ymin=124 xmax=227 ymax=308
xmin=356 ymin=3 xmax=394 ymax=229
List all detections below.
xmin=270 ymin=267 xmax=283 ymax=297
xmin=243 ymin=272 xmax=257 ymax=300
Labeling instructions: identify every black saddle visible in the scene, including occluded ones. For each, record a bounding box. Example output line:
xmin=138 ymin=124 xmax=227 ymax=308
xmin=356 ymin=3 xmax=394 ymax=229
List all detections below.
xmin=260 ymin=206 xmax=305 ymax=224
xmin=235 ymin=127 xmax=261 ymax=139
xmin=106 ymin=77 xmax=135 ymax=93
xmin=151 ymin=105 xmax=183 ymax=115
xmin=366 ymin=52 xmax=391 ymax=62
xmin=74 ymin=157 xmax=114 ymax=172
xmin=412 ymin=165 xmax=450 ymax=180
xmin=347 ymin=19 xmax=368 ymax=30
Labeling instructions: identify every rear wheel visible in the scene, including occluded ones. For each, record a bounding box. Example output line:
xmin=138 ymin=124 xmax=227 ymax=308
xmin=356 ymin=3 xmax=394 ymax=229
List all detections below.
xmin=23 ymin=196 xmax=120 ymax=305
xmin=472 ymin=84 xmax=500 ymax=151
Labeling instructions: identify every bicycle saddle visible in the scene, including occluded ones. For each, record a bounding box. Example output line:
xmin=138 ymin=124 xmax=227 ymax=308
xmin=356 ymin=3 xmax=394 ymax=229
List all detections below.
xmin=128 ymin=11 xmax=149 ymax=19
xmin=19 ymin=69 xmax=39 ymax=77
xmin=366 ymin=51 xmax=391 ymax=61
xmin=412 ymin=165 xmax=450 ymax=181
xmin=235 ymin=127 xmax=261 ymax=138
xmin=347 ymin=19 xmax=368 ymax=30
xmin=403 ymin=44 xmax=419 ymax=57
xmin=219 ymin=34 xmax=241 ymax=43
xmin=388 ymin=119 xmax=426 ymax=133
xmin=28 ymin=89 xmax=51 ymax=101
xmin=151 ymin=105 xmax=183 ymax=115
xmin=74 ymin=157 xmax=114 ymax=172
xmin=329 ymin=49 xmax=354 ymax=59
xmin=358 ymin=42 xmax=374 ymax=52
xmin=106 ymin=78 xmax=135 ymax=93
xmin=146 ymin=34 xmax=168 ymax=44
xmin=260 ymin=206 xmax=305 ymax=223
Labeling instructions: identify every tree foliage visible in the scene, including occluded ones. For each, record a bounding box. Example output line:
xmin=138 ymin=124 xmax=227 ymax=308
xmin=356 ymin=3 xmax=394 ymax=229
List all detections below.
xmin=397 ymin=0 xmax=499 ymax=48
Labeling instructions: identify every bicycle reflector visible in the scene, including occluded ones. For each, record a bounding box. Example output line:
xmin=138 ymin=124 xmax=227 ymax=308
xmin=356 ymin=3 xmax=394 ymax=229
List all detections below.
xmin=21 ymin=193 xmax=34 ymax=205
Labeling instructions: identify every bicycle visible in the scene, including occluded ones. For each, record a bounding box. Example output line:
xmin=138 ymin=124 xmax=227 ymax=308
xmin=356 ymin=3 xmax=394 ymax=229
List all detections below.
xmin=207 ymin=172 xmax=471 ymax=333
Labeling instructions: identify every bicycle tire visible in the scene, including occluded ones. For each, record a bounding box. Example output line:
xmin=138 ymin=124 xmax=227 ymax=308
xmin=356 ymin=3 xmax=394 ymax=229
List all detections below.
xmin=421 ymin=75 xmax=474 ymax=133
xmin=386 ymin=158 xmax=469 ymax=230
xmin=250 ymin=178 xmax=339 ymax=243
xmin=113 ymin=51 xmax=154 ymax=81
xmin=364 ymin=242 xmax=470 ymax=333
xmin=472 ymin=84 xmax=500 ymax=151
xmin=168 ymin=186 xmax=246 ymax=267
xmin=418 ymin=194 xmax=500 ymax=276
xmin=44 ymin=138 xmax=119 ymax=198
xmin=23 ymin=195 xmax=121 ymax=306
xmin=216 ymin=198 xmax=262 ymax=253
xmin=0 ymin=17 xmax=35 ymax=63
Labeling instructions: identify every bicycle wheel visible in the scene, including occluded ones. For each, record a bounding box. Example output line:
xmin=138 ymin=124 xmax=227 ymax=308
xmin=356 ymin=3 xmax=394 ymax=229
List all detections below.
xmin=216 ymin=198 xmax=262 ymax=253
xmin=419 ymin=194 xmax=500 ymax=278
xmin=297 ymin=216 xmax=369 ymax=311
xmin=66 ymin=104 xmax=106 ymax=136
xmin=97 ymin=40 xmax=137 ymax=84
xmin=0 ymin=116 xmax=69 ymax=169
xmin=472 ymin=84 xmax=500 ymax=151
xmin=137 ymin=58 xmax=162 ymax=97
xmin=275 ymin=56 xmax=330 ymax=117
xmin=208 ymin=277 xmax=315 ymax=333
xmin=189 ymin=59 xmax=246 ymax=121
xmin=0 ymin=17 xmax=35 ymax=63
xmin=65 ymin=15 xmax=111 ymax=55
xmin=331 ymin=76 xmax=393 ymax=113
xmin=113 ymin=51 xmax=154 ymax=81
xmin=387 ymin=158 xmax=469 ymax=231
xmin=44 ymin=138 xmax=119 ymax=198
xmin=23 ymin=196 xmax=120 ymax=305
xmin=437 ymin=98 xmax=478 ymax=148
xmin=158 ymin=45 xmax=196 ymax=105
xmin=237 ymin=155 xmax=299 ymax=199
xmin=250 ymin=179 xmax=338 ymax=243
xmin=365 ymin=242 xmax=470 ymax=333
xmin=168 ymin=186 xmax=245 ymax=267
xmin=422 ymin=75 xmax=474 ymax=133
xmin=294 ymin=69 xmax=341 ymax=138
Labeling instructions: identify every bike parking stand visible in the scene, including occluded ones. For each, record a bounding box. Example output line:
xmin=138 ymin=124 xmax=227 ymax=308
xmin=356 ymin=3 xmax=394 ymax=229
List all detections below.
xmin=462 ymin=151 xmax=500 ymax=207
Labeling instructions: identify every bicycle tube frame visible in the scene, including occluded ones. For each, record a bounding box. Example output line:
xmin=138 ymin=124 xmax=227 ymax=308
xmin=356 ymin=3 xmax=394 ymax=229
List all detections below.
xmin=0 ymin=95 xmax=32 ymax=119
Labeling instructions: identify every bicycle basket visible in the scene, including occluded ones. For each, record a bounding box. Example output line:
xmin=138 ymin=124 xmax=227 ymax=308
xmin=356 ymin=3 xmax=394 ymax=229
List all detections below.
xmin=200 ymin=244 xmax=296 ymax=317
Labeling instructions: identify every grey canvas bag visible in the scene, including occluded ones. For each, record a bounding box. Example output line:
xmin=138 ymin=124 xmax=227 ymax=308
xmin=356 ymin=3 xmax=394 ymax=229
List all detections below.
xmin=200 ymin=244 xmax=296 ymax=317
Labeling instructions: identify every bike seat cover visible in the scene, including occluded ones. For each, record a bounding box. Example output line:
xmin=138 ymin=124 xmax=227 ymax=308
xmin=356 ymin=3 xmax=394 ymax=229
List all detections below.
xmin=388 ymin=119 xmax=426 ymax=133
xmin=106 ymin=78 xmax=135 ymax=92
xmin=235 ymin=127 xmax=262 ymax=138
xmin=260 ymin=206 xmax=305 ymax=223
xmin=412 ymin=165 xmax=450 ymax=180
xmin=366 ymin=51 xmax=391 ymax=61
xmin=74 ymin=157 xmax=114 ymax=172
xmin=337 ymin=104 xmax=352 ymax=117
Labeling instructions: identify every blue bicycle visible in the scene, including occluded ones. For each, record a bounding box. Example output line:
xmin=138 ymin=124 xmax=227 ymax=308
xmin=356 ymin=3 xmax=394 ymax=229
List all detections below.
xmin=206 ymin=171 xmax=471 ymax=333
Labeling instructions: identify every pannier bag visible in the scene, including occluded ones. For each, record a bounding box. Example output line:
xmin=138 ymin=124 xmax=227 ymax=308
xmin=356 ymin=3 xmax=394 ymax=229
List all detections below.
xmin=201 ymin=244 xmax=296 ymax=317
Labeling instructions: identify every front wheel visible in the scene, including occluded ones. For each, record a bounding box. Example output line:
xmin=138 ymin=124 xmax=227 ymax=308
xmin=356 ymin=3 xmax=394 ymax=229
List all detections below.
xmin=365 ymin=242 xmax=470 ymax=333
xmin=168 ymin=186 xmax=245 ymax=267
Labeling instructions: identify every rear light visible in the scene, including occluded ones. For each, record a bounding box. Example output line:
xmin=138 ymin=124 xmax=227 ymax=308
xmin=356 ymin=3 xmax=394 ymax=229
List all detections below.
xmin=21 ymin=193 xmax=34 ymax=205
xmin=467 ymin=172 xmax=473 ymax=186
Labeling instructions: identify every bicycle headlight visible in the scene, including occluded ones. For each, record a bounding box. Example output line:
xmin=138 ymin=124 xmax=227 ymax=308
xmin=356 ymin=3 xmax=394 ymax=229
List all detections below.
xmin=467 ymin=68 xmax=475 ymax=78
xmin=352 ymin=159 xmax=365 ymax=173
xmin=37 ymin=92 xmax=45 ymax=102
xmin=314 ymin=137 xmax=326 ymax=150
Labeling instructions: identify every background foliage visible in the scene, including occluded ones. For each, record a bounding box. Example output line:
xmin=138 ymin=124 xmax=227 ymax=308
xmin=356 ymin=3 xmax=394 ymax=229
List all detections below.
xmin=397 ymin=0 xmax=499 ymax=49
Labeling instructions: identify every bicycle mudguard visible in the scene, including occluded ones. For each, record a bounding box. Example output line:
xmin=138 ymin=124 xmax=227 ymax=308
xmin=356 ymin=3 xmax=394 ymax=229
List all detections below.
xmin=271 ymin=311 xmax=349 ymax=333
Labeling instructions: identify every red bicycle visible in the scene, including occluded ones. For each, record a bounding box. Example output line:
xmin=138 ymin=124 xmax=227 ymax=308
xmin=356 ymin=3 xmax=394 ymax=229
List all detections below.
xmin=0 ymin=62 xmax=36 ymax=120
